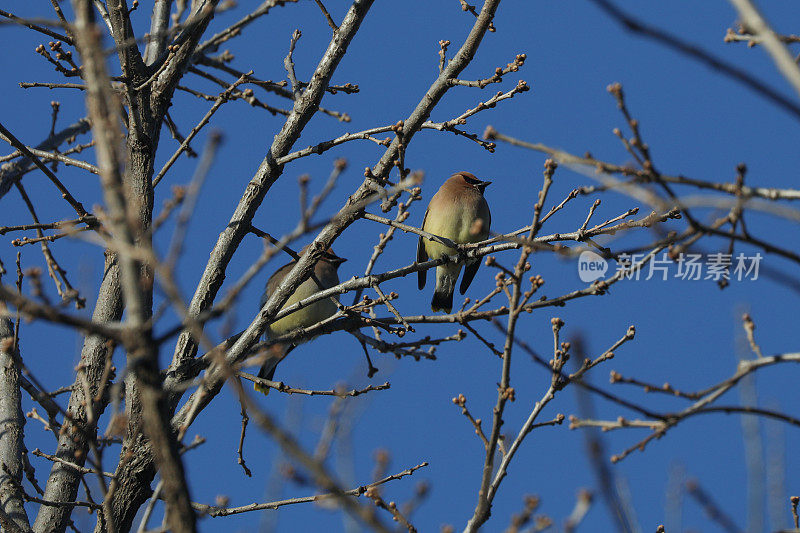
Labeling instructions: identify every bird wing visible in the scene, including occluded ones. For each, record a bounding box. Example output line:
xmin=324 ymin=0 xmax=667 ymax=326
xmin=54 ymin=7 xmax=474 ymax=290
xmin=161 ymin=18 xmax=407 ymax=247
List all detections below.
xmin=417 ymin=209 xmax=429 ymax=290
xmin=261 ymin=260 xmax=294 ymax=308
xmin=459 ymin=260 xmax=480 ymax=295
xmin=460 ymin=197 xmax=491 ymax=295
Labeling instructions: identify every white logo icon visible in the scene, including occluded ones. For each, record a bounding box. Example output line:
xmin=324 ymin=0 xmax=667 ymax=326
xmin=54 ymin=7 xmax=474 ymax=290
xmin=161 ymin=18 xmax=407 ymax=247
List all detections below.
xmin=577 ymin=251 xmax=608 ymax=282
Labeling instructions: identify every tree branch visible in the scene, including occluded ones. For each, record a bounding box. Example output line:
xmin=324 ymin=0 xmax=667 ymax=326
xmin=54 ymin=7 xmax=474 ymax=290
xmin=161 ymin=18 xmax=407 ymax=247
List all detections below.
xmin=0 ymin=315 xmax=32 ymax=532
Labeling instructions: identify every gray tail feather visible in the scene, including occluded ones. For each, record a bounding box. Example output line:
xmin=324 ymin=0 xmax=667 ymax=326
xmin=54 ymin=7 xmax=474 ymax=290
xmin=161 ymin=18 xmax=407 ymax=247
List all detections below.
xmin=431 ymin=286 xmax=454 ymax=313
xmin=432 ymin=269 xmax=456 ymax=313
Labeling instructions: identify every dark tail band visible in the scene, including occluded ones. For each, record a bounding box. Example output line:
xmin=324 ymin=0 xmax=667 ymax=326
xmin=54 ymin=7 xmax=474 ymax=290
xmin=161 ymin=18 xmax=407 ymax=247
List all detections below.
xmin=431 ymin=286 xmax=454 ymax=313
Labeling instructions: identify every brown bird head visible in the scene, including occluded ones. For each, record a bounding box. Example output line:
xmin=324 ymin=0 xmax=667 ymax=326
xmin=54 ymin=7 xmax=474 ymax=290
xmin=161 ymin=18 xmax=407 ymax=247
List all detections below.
xmin=453 ymin=171 xmax=492 ymax=194
xmin=298 ymin=244 xmax=347 ymax=267
xmin=320 ymin=248 xmax=347 ymax=266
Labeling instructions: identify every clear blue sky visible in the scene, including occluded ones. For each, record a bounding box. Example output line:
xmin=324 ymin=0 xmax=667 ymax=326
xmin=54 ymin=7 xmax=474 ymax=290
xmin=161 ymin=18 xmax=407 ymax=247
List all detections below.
xmin=2 ymin=1 xmax=800 ymax=531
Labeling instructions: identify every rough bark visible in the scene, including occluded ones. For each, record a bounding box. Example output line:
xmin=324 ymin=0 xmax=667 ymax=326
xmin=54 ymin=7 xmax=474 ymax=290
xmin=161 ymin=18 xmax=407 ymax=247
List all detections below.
xmin=32 ymin=257 xmax=121 ymax=533
xmin=0 ymin=312 xmax=32 ymax=533
xmin=105 ymin=1 xmax=376 ymax=529
xmin=84 ymin=0 xmax=219 ymax=530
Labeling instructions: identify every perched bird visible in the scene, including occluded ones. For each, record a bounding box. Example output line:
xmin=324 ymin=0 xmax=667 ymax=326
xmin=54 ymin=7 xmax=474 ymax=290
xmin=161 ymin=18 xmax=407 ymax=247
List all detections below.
xmin=417 ymin=171 xmax=492 ymax=313
xmin=255 ymin=245 xmax=346 ymax=395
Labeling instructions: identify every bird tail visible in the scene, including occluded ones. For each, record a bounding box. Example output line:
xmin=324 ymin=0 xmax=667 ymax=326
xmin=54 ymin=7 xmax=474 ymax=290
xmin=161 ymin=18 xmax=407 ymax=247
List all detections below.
xmin=254 ymin=344 xmax=290 ymax=395
xmin=431 ymin=266 xmax=457 ymax=313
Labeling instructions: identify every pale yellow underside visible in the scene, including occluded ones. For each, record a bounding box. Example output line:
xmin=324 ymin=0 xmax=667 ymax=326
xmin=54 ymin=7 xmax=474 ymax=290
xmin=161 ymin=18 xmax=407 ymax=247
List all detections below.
xmin=423 ymin=200 xmax=488 ymax=261
xmin=267 ymin=277 xmax=339 ymax=338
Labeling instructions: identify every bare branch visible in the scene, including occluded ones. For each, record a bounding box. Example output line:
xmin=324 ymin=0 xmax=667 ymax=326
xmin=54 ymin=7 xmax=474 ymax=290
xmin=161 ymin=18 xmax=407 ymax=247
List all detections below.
xmin=727 ymin=0 xmax=800 ymax=98
xmin=313 ymin=0 xmax=338 ymax=32
xmin=587 ymin=0 xmax=800 ymax=120
xmin=238 ymin=372 xmax=390 ymax=397
xmin=193 ymin=462 xmax=427 ymax=517
xmin=0 ymin=122 xmax=91 ymax=218
xmin=0 ymin=9 xmax=72 ymax=43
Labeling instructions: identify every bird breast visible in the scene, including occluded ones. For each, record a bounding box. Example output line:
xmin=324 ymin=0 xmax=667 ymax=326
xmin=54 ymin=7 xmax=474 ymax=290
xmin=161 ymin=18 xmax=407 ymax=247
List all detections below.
xmin=423 ymin=194 xmax=489 ymax=260
xmin=266 ymin=276 xmax=339 ymax=338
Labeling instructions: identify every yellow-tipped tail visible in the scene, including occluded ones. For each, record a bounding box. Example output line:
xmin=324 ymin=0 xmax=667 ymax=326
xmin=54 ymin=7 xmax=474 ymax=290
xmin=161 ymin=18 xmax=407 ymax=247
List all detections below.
xmin=254 ymin=381 xmax=270 ymax=395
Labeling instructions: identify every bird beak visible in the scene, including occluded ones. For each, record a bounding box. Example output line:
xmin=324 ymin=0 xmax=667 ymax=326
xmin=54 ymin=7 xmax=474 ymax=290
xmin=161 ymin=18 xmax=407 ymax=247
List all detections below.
xmin=481 ymin=180 xmax=492 ymax=187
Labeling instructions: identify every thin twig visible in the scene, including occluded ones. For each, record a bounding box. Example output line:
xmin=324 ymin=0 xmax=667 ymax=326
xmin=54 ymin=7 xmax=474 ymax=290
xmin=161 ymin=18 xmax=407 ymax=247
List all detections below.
xmin=194 ymin=462 xmax=428 ymax=517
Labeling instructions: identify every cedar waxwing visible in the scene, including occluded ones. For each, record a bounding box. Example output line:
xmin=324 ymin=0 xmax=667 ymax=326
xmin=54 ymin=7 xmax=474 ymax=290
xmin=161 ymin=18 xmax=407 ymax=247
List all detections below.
xmin=255 ymin=245 xmax=346 ymax=394
xmin=417 ymin=171 xmax=492 ymax=313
